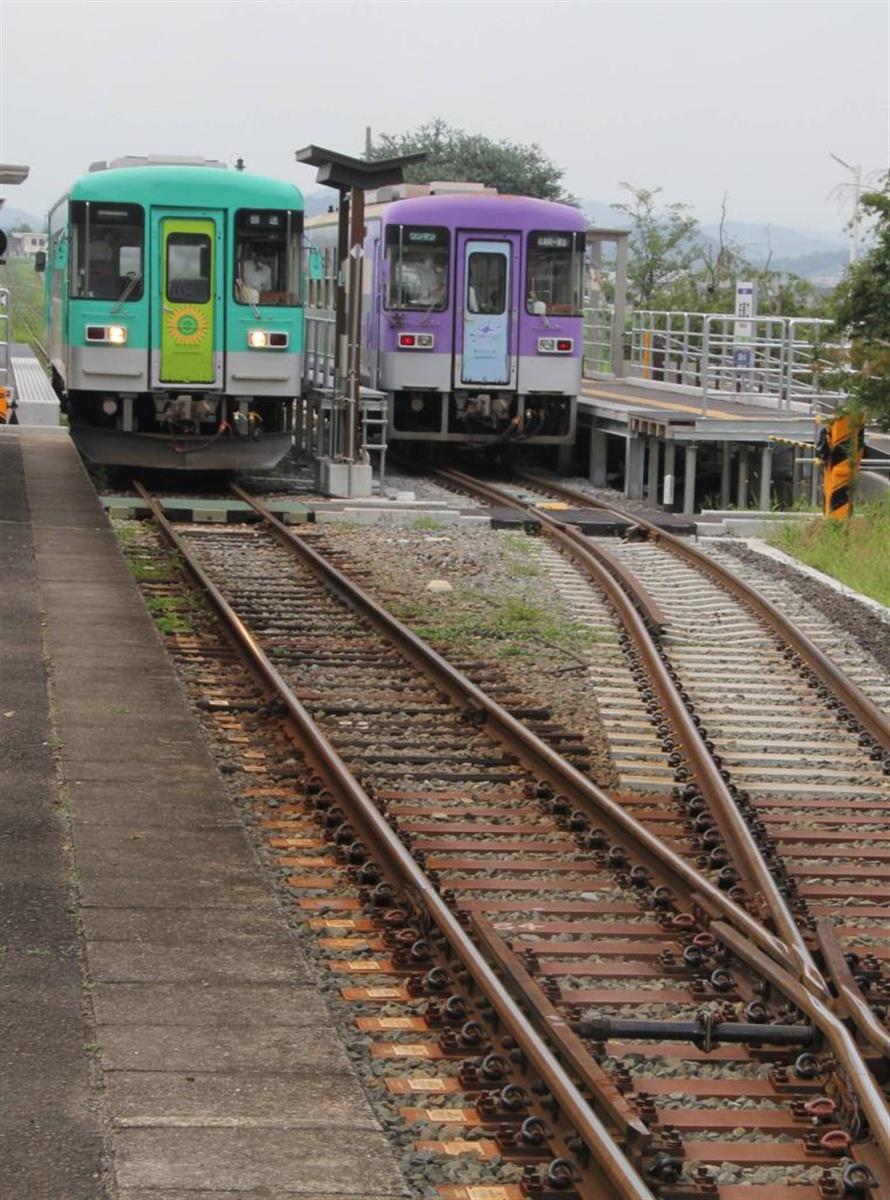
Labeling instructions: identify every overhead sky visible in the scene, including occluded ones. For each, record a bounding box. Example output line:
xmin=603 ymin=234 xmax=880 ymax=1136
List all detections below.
xmin=1 ymin=0 xmax=887 ymax=234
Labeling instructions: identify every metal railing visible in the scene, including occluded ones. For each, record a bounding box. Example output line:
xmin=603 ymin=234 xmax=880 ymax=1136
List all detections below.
xmin=303 ymin=244 xmax=339 ymax=391
xmin=584 ymin=307 xmax=848 ymax=412
xmin=583 ymin=303 xmax=614 ymax=376
xmin=0 ymin=288 xmax=11 ymax=401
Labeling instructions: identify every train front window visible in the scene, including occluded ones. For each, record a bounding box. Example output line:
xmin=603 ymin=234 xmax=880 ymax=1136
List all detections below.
xmin=526 ymin=231 xmax=585 ymax=316
xmin=70 ymin=202 xmax=144 ymax=301
xmin=385 ymin=225 xmax=449 ymax=311
xmin=166 ymin=233 xmax=212 ymax=303
xmin=234 ymin=210 xmax=301 ymax=307
xmin=466 ymin=252 xmax=508 ymax=316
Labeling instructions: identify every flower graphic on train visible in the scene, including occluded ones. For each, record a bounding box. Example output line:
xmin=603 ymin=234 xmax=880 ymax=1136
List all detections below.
xmin=166 ymin=306 xmax=208 ymax=345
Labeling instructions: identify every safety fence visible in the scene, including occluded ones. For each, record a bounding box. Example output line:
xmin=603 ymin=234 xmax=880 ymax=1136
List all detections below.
xmin=584 ymin=306 xmax=849 ymax=412
xmin=0 ymin=289 xmax=10 ymax=400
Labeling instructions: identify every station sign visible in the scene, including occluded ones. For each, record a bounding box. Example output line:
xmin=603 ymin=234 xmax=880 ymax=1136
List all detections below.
xmin=734 ymin=281 xmax=756 ymax=374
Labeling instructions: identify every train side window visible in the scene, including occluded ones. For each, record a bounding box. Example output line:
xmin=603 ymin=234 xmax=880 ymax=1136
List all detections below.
xmin=526 ymin=231 xmax=585 ymax=316
xmin=466 ymin=252 xmax=506 ymax=315
xmin=70 ymin=201 xmax=144 ymax=302
xmin=166 ymin=233 xmax=211 ymax=303
xmin=385 ymin=225 xmax=449 ymax=311
xmin=234 ymin=209 xmax=301 ymax=307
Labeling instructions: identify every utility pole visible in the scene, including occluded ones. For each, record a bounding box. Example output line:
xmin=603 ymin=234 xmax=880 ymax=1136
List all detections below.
xmin=829 ymin=151 xmax=862 ymax=265
xmin=365 ymin=126 xmax=373 ymax=159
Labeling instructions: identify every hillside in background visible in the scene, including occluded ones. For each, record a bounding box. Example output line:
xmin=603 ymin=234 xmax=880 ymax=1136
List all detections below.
xmin=581 ymin=200 xmax=850 ymax=285
xmin=0 ymin=205 xmax=42 ymax=231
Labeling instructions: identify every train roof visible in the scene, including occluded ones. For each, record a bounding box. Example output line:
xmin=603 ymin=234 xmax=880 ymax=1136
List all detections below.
xmin=63 ymin=164 xmax=303 ymax=211
xmin=308 ymin=191 xmax=586 ymax=233
xmin=385 ymin=193 xmax=586 ymax=229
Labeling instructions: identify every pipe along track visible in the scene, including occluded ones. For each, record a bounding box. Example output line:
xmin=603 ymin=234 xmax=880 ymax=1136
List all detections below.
xmin=134 ymin=481 xmax=889 ymax=1197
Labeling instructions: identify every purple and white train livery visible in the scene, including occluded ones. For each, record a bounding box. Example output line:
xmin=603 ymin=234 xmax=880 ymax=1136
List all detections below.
xmin=306 ymin=185 xmax=587 ymax=444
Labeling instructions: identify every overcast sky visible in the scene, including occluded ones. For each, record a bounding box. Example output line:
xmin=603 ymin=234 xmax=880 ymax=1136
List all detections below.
xmin=2 ymin=0 xmax=887 ymax=233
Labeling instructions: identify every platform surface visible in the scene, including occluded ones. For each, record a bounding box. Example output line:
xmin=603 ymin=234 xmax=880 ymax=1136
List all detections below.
xmin=9 ymin=342 xmax=60 ymax=426
xmin=0 ymin=427 xmax=406 ymax=1199
xmin=581 ymin=377 xmax=817 ymax=443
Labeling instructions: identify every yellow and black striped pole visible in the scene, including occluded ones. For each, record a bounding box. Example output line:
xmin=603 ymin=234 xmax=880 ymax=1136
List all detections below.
xmin=817 ymin=413 xmax=864 ymax=520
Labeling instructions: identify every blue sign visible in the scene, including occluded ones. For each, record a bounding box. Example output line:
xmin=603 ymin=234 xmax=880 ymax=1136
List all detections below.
xmin=733 ymin=348 xmax=752 ymax=369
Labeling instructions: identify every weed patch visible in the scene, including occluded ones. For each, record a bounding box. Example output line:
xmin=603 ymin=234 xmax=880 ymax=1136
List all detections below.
xmin=769 ymin=497 xmax=890 ymax=606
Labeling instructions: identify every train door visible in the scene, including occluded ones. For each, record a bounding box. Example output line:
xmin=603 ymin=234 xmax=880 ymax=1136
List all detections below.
xmin=455 ymin=232 xmax=519 ymax=388
xmin=151 ymin=211 xmax=223 ymax=387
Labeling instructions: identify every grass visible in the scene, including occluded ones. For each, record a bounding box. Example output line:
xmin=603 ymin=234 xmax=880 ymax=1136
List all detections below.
xmin=0 ymin=256 xmax=47 ymax=349
xmin=404 ymin=591 xmax=599 ymax=660
xmin=144 ymin=593 xmax=199 ymax=634
xmin=769 ymin=496 xmax=890 ymax=606
xmin=411 ymin=515 xmax=444 ymax=531
xmin=502 ymin=531 xmax=542 ymax=579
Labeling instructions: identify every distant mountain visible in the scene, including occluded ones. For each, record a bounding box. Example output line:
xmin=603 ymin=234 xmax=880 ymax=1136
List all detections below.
xmin=582 ymin=200 xmax=632 ymax=230
xmin=700 ymin=219 xmax=847 ymax=264
xmin=581 ymin=201 xmax=849 ymax=284
xmin=0 ymin=205 xmax=42 ymax=231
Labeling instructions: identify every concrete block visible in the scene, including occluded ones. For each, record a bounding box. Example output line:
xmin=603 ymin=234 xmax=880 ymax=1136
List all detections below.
xmin=316 ymin=458 xmax=373 ymax=498
xmin=192 ymin=508 xmax=227 ymax=524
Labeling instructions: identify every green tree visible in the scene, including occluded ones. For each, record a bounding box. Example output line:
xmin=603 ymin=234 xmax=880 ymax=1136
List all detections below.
xmin=367 ymin=119 xmax=573 ymax=203
xmin=612 ymin=183 xmax=703 ymax=307
xmin=830 ymin=178 xmax=890 ymax=428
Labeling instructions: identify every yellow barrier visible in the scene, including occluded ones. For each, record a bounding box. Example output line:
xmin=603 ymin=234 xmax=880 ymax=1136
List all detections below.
xmin=817 ymin=413 xmax=864 ymax=520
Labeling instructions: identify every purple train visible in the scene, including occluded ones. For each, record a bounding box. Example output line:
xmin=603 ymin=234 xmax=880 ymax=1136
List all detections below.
xmin=305 ymin=184 xmax=587 ymax=444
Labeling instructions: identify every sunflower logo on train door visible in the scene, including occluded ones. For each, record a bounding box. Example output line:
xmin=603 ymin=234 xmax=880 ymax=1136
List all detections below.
xmin=166 ymin=305 xmax=209 ymax=346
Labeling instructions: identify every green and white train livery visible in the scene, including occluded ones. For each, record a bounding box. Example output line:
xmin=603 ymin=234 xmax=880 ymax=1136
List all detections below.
xmin=42 ymin=156 xmax=303 ymax=470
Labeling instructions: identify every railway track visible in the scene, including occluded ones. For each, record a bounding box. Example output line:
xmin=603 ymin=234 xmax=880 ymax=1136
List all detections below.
xmin=128 ymin=480 xmax=889 ymax=1200
xmin=433 ymin=470 xmax=890 ymax=1045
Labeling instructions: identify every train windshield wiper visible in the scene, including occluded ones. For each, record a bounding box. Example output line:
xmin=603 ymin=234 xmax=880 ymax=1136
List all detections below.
xmin=235 ymin=276 xmax=261 ymax=319
xmin=112 ymin=273 xmax=142 ymax=312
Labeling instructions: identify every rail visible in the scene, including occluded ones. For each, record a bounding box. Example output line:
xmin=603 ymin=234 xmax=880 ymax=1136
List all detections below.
xmin=135 ymin=480 xmax=890 ymax=1172
xmin=434 ymin=468 xmax=820 ymax=983
xmin=136 ymin=480 xmax=655 ymax=1200
xmin=430 ymin=467 xmax=889 ymax=1156
xmin=515 ymin=471 xmax=890 ymax=752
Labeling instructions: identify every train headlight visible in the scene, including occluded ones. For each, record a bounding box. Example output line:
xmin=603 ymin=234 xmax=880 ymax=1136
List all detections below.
xmin=248 ymin=330 xmax=288 ymax=349
xmin=537 ymin=337 xmax=573 ymax=354
xmin=86 ymin=324 xmax=128 ymax=345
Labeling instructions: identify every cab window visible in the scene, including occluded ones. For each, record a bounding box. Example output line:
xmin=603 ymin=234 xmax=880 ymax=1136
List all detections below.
xmin=70 ymin=202 xmax=144 ymax=301
xmin=234 ymin=209 xmax=301 ymax=306
xmin=467 ymin=252 xmax=507 ymax=315
xmin=167 ymin=233 xmax=211 ymax=303
xmin=526 ymin=231 xmax=585 ymax=316
xmin=385 ymin=225 xmax=449 ymax=311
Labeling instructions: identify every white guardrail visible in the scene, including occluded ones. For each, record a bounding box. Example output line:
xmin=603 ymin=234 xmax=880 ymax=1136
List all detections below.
xmin=584 ymin=306 xmax=848 ymax=413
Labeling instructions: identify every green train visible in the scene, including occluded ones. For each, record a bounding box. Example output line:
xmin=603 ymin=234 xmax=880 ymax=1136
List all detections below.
xmin=41 ymin=156 xmax=303 ymax=470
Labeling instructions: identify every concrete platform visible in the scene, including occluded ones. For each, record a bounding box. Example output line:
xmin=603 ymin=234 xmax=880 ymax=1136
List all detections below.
xmin=0 ymin=427 xmax=406 ymax=1199
xmin=9 ymin=342 xmax=60 ymax=426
